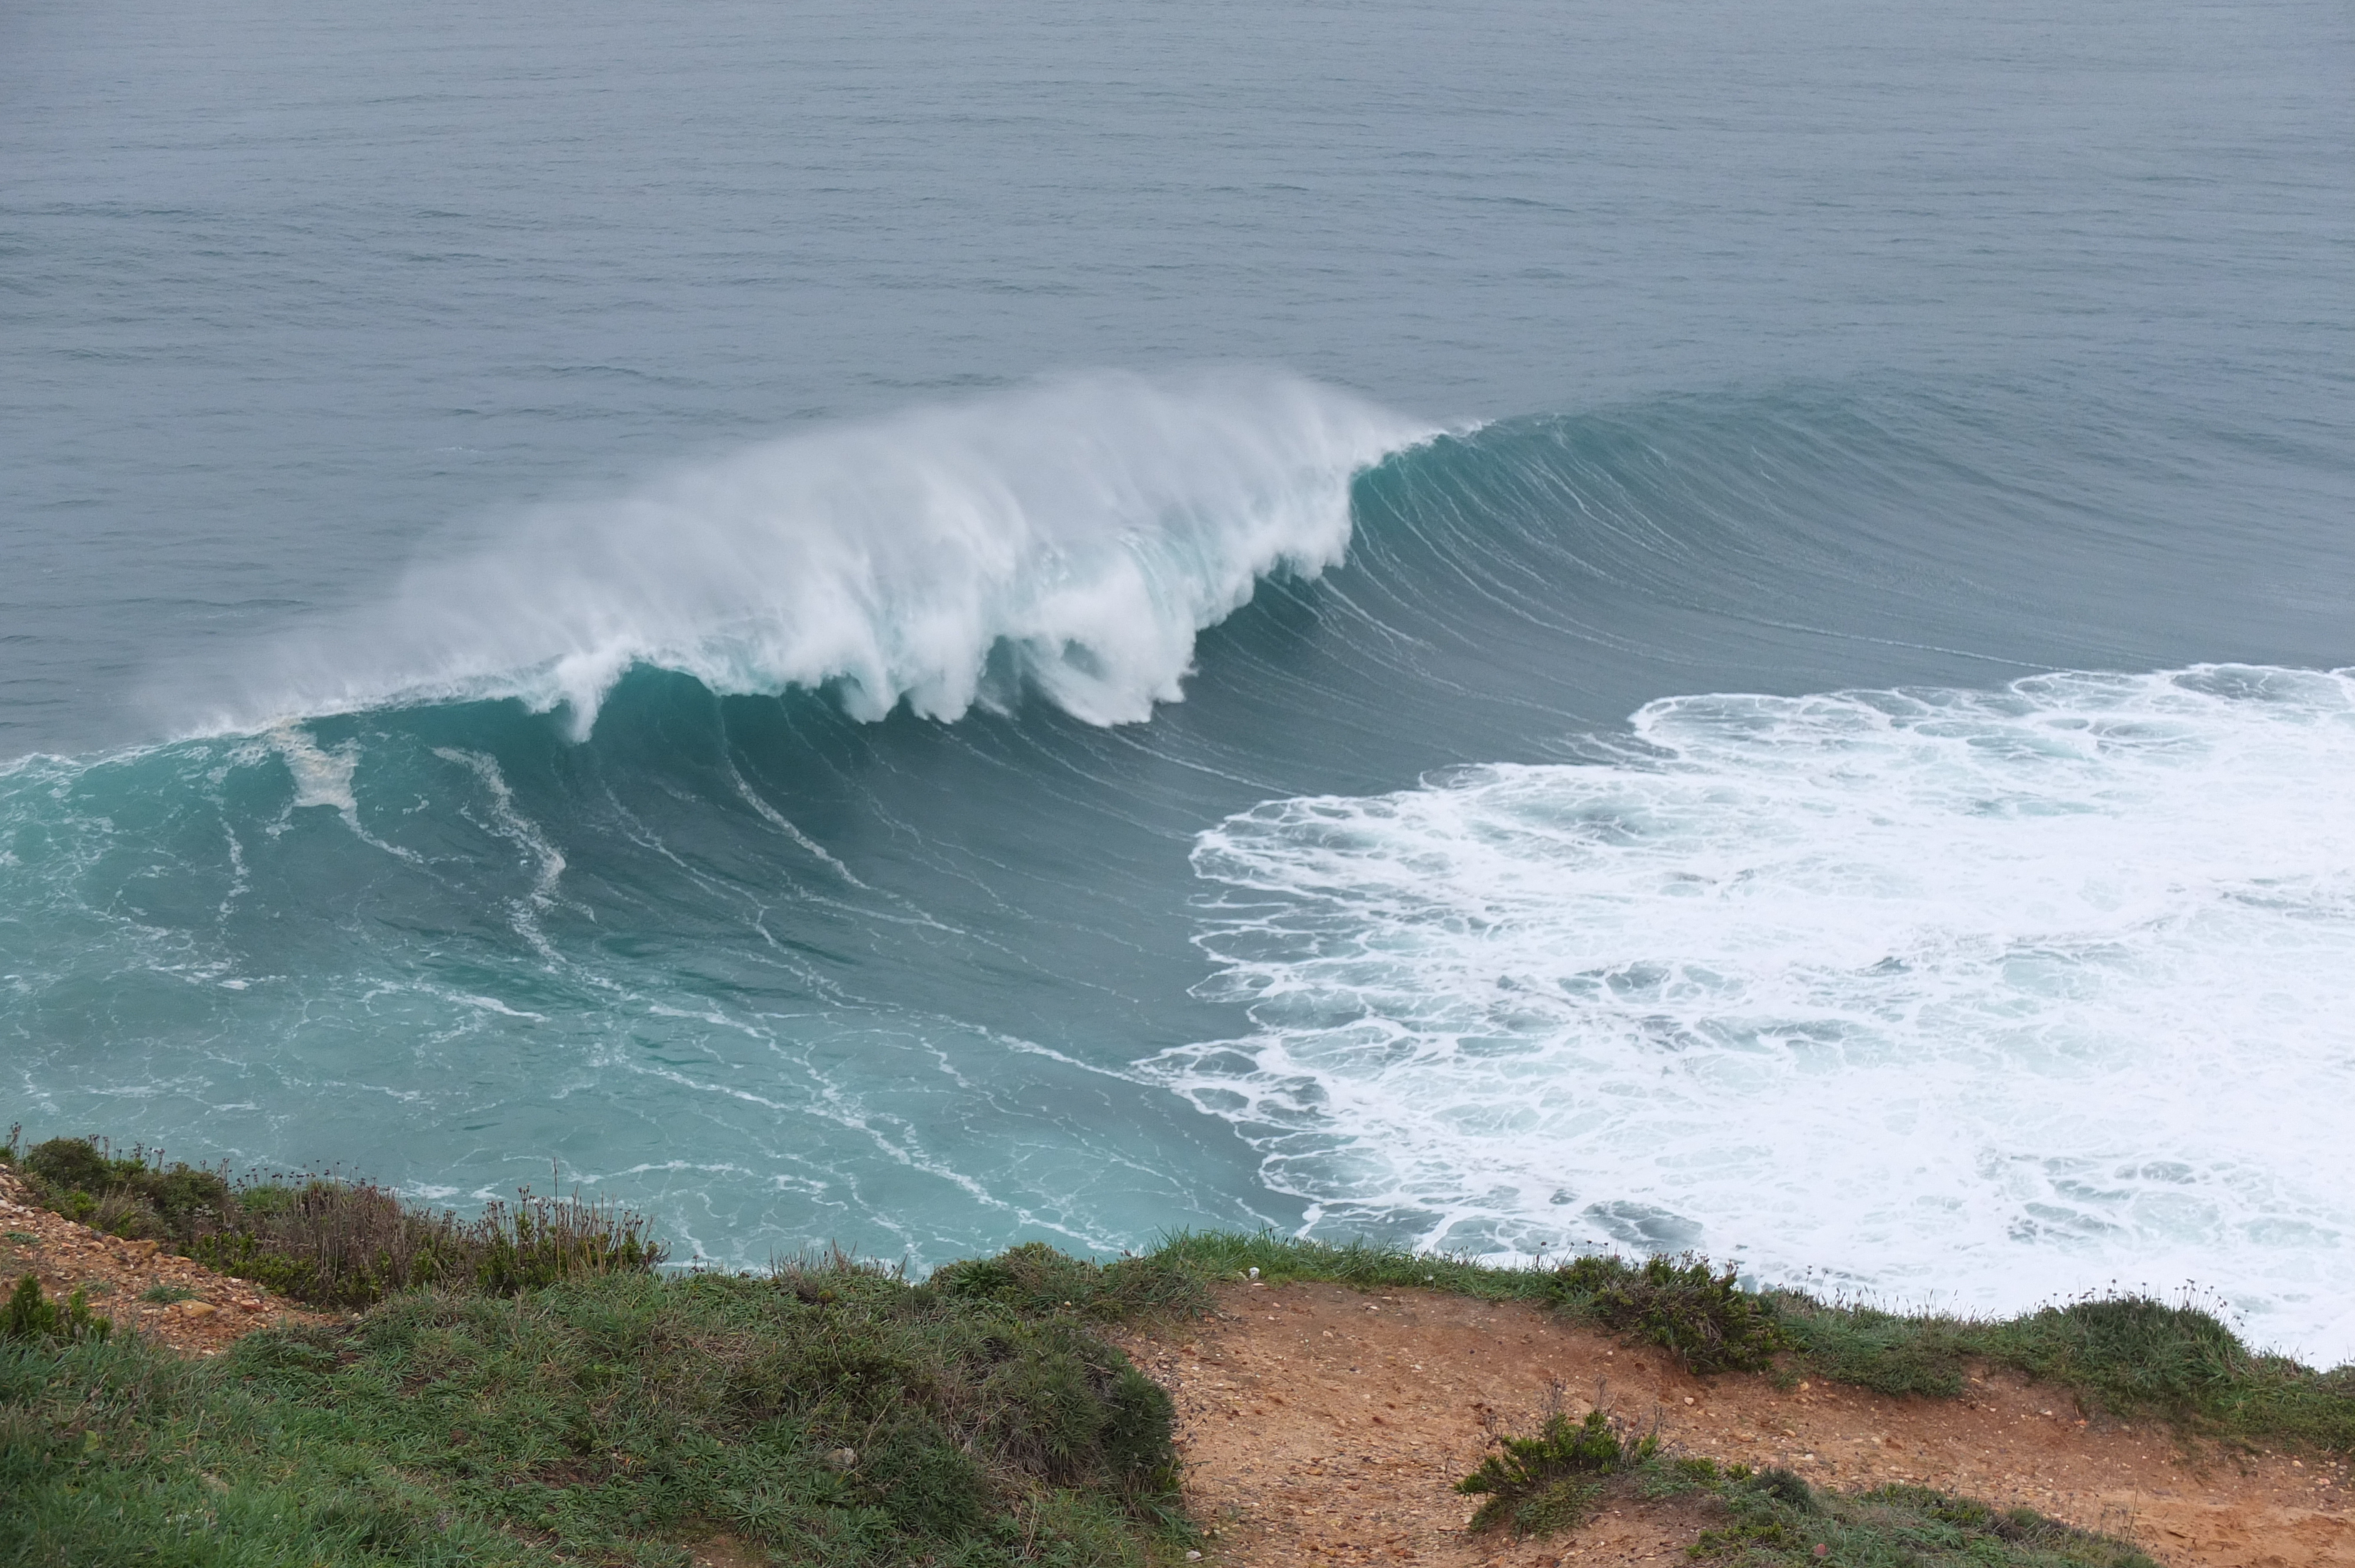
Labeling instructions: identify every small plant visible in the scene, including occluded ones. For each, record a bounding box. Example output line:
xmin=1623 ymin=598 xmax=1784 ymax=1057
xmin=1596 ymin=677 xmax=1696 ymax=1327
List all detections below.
xmin=1 ymin=1273 xmax=111 ymax=1345
xmin=4 ymin=1232 xmax=35 ymax=1247
xmin=139 ymin=1283 xmax=198 ymax=1304
xmin=932 ymin=1238 xmax=1210 ymax=1321
xmin=1553 ymin=1252 xmax=1787 ymax=1373
xmin=1457 ymin=1400 xmax=1657 ymax=1536
xmin=8 ymin=1135 xmax=671 ymax=1310
xmin=1688 ymin=1476 xmax=2158 ymax=1566
xmin=15 ymin=1134 xmax=233 ymax=1241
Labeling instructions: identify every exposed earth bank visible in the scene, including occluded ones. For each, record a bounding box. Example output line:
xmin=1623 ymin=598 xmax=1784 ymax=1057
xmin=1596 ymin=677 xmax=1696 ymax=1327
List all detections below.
xmin=1116 ymin=1282 xmax=2355 ymax=1568
xmin=0 ymin=1167 xmax=335 ymax=1355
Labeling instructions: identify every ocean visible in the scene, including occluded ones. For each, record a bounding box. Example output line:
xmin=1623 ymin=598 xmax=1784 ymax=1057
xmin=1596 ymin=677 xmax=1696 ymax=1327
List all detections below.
xmin=5 ymin=0 xmax=2352 ymax=1356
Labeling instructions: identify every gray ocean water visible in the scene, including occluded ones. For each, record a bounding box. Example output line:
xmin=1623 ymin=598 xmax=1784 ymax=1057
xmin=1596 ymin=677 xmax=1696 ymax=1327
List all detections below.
xmin=6 ymin=1 xmax=2354 ymax=1351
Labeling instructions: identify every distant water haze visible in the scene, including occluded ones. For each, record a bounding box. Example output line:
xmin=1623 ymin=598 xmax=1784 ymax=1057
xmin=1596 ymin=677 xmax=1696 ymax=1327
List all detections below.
xmin=5 ymin=1 xmax=2353 ymax=1356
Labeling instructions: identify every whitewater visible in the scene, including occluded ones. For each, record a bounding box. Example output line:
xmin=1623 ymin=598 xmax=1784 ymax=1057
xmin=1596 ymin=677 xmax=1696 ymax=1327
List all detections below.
xmin=1155 ymin=666 xmax=2355 ymax=1351
xmin=191 ymin=371 xmax=1435 ymax=736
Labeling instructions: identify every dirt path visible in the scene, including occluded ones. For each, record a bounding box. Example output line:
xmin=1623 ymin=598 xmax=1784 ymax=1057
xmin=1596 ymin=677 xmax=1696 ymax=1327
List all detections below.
xmin=0 ymin=1167 xmax=335 ymax=1356
xmin=1115 ymin=1281 xmax=2355 ymax=1568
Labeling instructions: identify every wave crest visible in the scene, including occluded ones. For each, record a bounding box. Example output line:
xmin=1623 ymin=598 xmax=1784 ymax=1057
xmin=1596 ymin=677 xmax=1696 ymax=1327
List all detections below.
xmin=217 ymin=370 xmax=1431 ymax=735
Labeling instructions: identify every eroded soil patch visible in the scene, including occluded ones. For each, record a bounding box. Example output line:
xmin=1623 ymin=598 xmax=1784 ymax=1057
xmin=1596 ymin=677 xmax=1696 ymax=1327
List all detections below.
xmin=1 ymin=1166 xmax=336 ymax=1356
xmin=1116 ymin=1282 xmax=2354 ymax=1568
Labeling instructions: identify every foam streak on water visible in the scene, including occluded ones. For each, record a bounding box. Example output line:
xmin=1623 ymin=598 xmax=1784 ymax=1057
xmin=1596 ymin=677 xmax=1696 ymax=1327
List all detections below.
xmin=205 ymin=371 xmax=1432 ymax=737
xmin=1147 ymin=666 xmax=2355 ymax=1359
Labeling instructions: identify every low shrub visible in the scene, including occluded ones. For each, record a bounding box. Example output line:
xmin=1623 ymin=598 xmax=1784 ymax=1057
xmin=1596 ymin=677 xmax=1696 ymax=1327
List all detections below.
xmin=1551 ymin=1253 xmax=1787 ymax=1374
xmin=1687 ymin=1475 xmax=2158 ymax=1566
xmin=931 ymin=1238 xmax=1212 ymax=1322
xmin=1457 ymin=1404 xmax=1657 ymax=1535
xmin=1458 ymin=1407 xmax=2157 ymax=1564
xmin=7 ymin=1130 xmax=665 ymax=1310
xmin=185 ymin=1180 xmax=666 ymax=1308
xmin=1 ymin=1273 xmax=111 ymax=1345
xmin=12 ymin=1130 xmax=233 ymax=1240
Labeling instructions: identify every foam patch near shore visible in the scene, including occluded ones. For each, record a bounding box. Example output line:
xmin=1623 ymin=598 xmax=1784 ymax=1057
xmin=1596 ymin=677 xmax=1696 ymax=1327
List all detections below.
xmin=1150 ymin=665 xmax=2355 ymax=1360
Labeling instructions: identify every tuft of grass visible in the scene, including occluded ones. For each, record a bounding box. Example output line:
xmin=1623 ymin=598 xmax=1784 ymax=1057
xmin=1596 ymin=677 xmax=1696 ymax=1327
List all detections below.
xmin=185 ymin=1178 xmax=667 ymax=1309
xmin=1771 ymin=1295 xmax=1979 ymax=1397
xmin=1457 ymin=1401 xmax=1657 ymax=1535
xmin=1681 ymin=1470 xmax=2159 ymax=1566
xmin=930 ymin=1238 xmax=1212 ymax=1323
xmin=1549 ymin=1253 xmax=1786 ymax=1374
xmin=8 ymin=1131 xmax=666 ymax=1310
xmin=138 ymin=1281 xmax=200 ymax=1304
xmin=2 ymin=1272 xmax=111 ymax=1345
xmin=1458 ymin=1409 xmax=2159 ymax=1565
xmin=1777 ymin=1289 xmax=2355 ymax=1454
xmin=1145 ymin=1228 xmax=1545 ymax=1301
xmin=1984 ymin=1295 xmax=2355 ymax=1453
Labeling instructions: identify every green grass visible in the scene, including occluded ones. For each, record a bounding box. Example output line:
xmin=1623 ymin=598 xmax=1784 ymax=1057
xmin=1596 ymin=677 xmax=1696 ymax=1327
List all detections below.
xmin=1456 ymin=1404 xmax=1659 ymax=1534
xmin=2 ymin=1273 xmax=111 ymax=1347
xmin=930 ymin=1240 xmax=1212 ymax=1323
xmin=6 ymin=1125 xmax=2352 ymax=1566
xmin=1451 ymin=1406 xmax=2159 ymax=1567
xmin=2 ymin=1251 xmax=1190 ymax=1568
xmin=1661 ymin=1462 xmax=2158 ymax=1567
xmin=3 ymin=1128 xmax=665 ymax=1309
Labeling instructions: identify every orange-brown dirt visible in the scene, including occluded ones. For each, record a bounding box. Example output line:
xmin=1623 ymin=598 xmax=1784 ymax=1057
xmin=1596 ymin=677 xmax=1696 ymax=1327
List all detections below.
xmin=1115 ymin=1281 xmax=2355 ymax=1568
xmin=0 ymin=1165 xmax=337 ymax=1356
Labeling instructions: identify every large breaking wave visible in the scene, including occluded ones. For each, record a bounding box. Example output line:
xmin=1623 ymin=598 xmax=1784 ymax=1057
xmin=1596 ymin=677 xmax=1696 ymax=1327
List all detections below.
xmin=194 ymin=370 xmax=1433 ymax=736
xmin=13 ymin=376 xmax=2355 ymax=1360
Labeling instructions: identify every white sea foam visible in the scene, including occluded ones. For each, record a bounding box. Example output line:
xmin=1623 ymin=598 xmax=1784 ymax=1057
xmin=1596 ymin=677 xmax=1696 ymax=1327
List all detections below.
xmin=267 ymin=723 xmax=422 ymax=863
xmin=1146 ymin=665 xmax=2355 ymax=1361
xmin=432 ymin=746 xmax=569 ymax=959
xmin=268 ymin=723 xmax=358 ymax=816
xmin=218 ymin=370 xmax=1430 ymax=736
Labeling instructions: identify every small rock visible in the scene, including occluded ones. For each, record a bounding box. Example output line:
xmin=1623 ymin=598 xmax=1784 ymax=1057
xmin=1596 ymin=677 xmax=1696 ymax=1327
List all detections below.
xmin=825 ymin=1447 xmax=857 ymax=1471
xmin=180 ymin=1301 xmax=217 ymax=1317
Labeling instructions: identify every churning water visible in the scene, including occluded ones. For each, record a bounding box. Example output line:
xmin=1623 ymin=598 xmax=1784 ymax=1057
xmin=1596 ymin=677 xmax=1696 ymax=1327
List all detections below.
xmin=5 ymin=1 xmax=2352 ymax=1354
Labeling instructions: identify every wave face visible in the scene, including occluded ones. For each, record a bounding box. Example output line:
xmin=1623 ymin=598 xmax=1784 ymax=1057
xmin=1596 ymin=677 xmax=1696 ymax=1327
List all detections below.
xmin=1149 ymin=666 xmax=2355 ymax=1351
xmin=206 ymin=371 xmax=1432 ymax=735
xmin=9 ymin=378 xmax=2355 ymax=1359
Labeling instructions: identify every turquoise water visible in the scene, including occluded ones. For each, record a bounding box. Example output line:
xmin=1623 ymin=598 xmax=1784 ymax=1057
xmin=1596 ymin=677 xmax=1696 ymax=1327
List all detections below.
xmin=6 ymin=1 xmax=2353 ymax=1353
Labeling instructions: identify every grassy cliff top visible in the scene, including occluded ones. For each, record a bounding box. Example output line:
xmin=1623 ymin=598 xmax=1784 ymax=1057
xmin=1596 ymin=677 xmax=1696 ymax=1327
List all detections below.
xmin=6 ymin=1128 xmax=2344 ymax=1567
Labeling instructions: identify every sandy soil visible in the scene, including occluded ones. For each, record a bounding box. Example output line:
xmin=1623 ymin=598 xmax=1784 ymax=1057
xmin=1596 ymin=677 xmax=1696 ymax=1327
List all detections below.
xmin=0 ymin=1165 xmax=337 ymax=1356
xmin=1116 ymin=1281 xmax=2355 ymax=1568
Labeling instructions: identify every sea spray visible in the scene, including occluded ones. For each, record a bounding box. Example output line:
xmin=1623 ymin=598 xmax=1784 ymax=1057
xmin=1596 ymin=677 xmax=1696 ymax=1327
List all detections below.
xmin=204 ymin=371 xmax=1433 ymax=737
